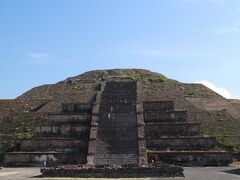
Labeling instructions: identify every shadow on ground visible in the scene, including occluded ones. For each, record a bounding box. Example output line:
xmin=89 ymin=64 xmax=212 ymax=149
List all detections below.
xmin=222 ymin=168 xmax=240 ymax=176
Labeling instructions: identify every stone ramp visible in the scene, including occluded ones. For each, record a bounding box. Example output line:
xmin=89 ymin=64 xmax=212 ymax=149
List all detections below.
xmin=144 ymin=101 xmax=233 ymax=166
xmin=95 ymin=81 xmax=139 ymax=165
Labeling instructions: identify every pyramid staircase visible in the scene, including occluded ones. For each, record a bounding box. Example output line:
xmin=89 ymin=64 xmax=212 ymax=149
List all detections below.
xmin=144 ymin=101 xmax=233 ymax=166
xmin=4 ymin=104 xmax=91 ymax=166
xmin=3 ymin=81 xmax=233 ymax=168
xmin=94 ymin=81 xmax=142 ymax=165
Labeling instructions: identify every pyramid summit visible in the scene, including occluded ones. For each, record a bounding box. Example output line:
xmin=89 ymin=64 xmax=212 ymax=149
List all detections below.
xmin=0 ymin=69 xmax=239 ymax=177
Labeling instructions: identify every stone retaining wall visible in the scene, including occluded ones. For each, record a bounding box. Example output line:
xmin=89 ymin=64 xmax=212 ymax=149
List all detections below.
xmin=41 ymin=164 xmax=184 ymax=178
xmin=147 ymin=137 xmax=216 ymax=151
xmin=143 ymin=101 xmax=174 ymax=111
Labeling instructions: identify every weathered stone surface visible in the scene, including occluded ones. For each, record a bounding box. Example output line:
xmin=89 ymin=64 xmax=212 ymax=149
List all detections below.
xmin=148 ymin=151 xmax=233 ymax=166
xmin=145 ymin=123 xmax=202 ymax=137
xmin=95 ymin=81 xmax=139 ymax=165
xmin=143 ymin=101 xmax=174 ymax=111
xmin=147 ymin=137 xmax=216 ymax=151
xmin=2 ymin=75 xmax=234 ymax=176
xmin=41 ymin=164 xmax=184 ymax=178
xmin=4 ymin=152 xmax=86 ymax=167
xmin=143 ymin=98 xmax=233 ymax=167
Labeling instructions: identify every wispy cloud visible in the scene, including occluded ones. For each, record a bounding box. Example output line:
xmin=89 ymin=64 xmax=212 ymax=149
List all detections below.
xmin=214 ymin=24 xmax=240 ymax=34
xmin=194 ymin=80 xmax=232 ymax=99
xmin=26 ymin=52 xmax=50 ymax=64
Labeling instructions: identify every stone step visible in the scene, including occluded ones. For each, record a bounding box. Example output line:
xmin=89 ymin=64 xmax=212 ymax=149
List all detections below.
xmin=95 ymin=81 xmax=139 ymax=165
xmin=100 ymin=99 xmax=136 ymax=105
xmin=34 ymin=124 xmax=89 ymax=136
xmin=103 ymin=82 xmax=137 ymax=93
xmin=148 ymin=151 xmax=233 ymax=166
xmin=33 ymin=134 xmax=89 ymax=139
xmin=145 ymin=123 xmax=202 ymax=137
xmin=4 ymin=152 xmax=86 ymax=167
xmin=101 ymin=92 xmax=137 ymax=97
xmin=46 ymin=114 xmax=91 ymax=125
xmin=62 ymin=103 xmax=92 ymax=114
xmin=21 ymin=138 xmax=88 ymax=152
xmin=146 ymin=137 xmax=216 ymax=151
xmin=97 ymin=119 xmax=137 ymax=127
xmin=143 ymin=101 xmax=174 ymax=111
xmin=144 ymin=111 xmax=187 ymax=123
xmin=100 ymin=108 xmax=136 ymax=114
xmin=95 ymin=153 xmax=139 ymax=165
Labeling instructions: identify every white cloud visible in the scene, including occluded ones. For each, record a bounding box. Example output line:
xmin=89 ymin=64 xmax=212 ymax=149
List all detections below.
xmin=194 ymin=80 xmax=232 ymax=99
xmin=26 ymin=52 xmax=50 ymax=64
xmin=214 ymin=24 xmax=240 ymax=34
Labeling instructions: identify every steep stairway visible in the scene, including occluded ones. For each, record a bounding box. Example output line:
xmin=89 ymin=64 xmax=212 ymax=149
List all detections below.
xmin=144 ymin=101 xmax=233 ymax=166
xmin=95 ymin=81 xmax=139 ymax=165
xmin=4 ymin=104 xmax=91 ymax=167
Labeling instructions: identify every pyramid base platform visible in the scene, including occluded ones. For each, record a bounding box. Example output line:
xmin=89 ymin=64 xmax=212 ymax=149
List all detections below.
xmin=41 ymin=163 xmax=184 ymax=178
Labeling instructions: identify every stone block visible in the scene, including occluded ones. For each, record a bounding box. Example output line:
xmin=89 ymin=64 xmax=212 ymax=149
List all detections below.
xmin=144 ymin=110 xmax=187 ymax=123
xmin=40 ymin=126 xmax=52 ymax=133
xmin=136 ymin=104 xmax=143 ymax=114
xmin=87 ymin=155 xmax=95 ymax=164
xmin=139 ymin=155 xmax=148 ymax=165
xmin=95 ymin=92 xmax=102 ymax=103
xmin=35 ymin=126 xmax=41 ymax=133
xmin=137 ymin=126 xmax=145 ymax=139
xmin=148 ymin=151 xmax=233 ymax=166
xmin=146 ymin=137 xmax=216 ymax=151
xmin=52 ymin=126 xmax=60 ymax=134
xmin=89 ymin=127 xmax=97 ymax=139
xmin=75 ymin=126 xmax=88 ymax=133
xmin=91 ymin=115 xmax=99 ymax=126
xmin=92 ymin=104 xmax=100 ymax=114
xmin=61 ymin=125 xmax=71 ymax=134
xmin=138 ymin=139 xmax=146 ymax=156
xmin=143 ymin=101 xmax=174 ymax=111
xmin=137 ymin=114 xmax=144 ymax=125
xmin=87 ymin=140 xmax=96 ymax=154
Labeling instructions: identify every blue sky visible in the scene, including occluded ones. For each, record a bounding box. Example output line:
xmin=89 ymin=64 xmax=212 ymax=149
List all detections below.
xmin=0 ymin=0 xmax=240 ymax=99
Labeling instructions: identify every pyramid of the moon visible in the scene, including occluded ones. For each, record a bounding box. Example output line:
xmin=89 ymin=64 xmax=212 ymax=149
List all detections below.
xmin=1 ymin=69 xmax=239 ymax=177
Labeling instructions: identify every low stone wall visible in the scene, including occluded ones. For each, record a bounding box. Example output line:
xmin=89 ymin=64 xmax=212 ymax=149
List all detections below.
xmin=21 ymin=139 xmax=87 ymax=152
xmin=35 ymin=125 xmax=89 ymax=136
xmin=148 ymin=152 xmax=233 ymax=166
xmin=62 ymin=103 xmax=92 ymax=114
xmin=145 ymin=123 xmax=202 ymax=137
xmin=143 ymin=101 xmax=174 ymax=111
xmin=147 ymin=137 xmax=216 ymax=151
xmin=144 ymin=111 xmax=187 ymax=122
xmin=47 ymin=114 xmax=91 ymax=125
xmin=41 ymin=164 xmax=184 ymax=178
xmin=4 ymin=152 xmax=86 ymax=167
